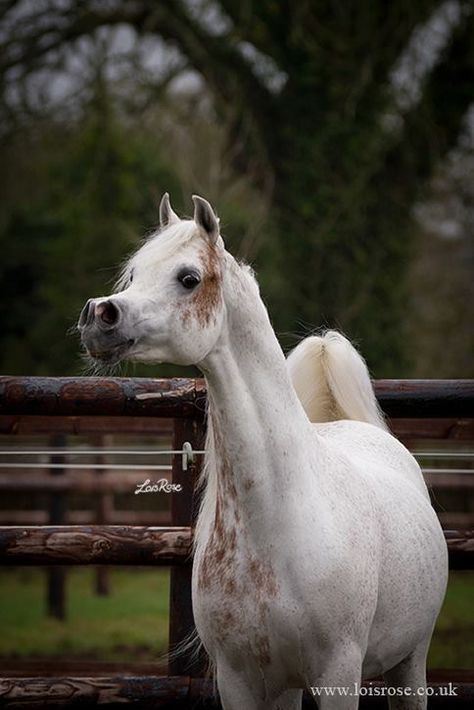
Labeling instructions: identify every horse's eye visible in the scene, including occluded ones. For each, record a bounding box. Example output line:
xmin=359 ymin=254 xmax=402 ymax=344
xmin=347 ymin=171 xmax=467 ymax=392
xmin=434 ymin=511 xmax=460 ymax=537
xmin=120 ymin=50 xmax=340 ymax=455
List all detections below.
xmin=129 ymin=271 xmax=134 ymax=283
xmin=178 ymin=271 xmax=201 ymax=290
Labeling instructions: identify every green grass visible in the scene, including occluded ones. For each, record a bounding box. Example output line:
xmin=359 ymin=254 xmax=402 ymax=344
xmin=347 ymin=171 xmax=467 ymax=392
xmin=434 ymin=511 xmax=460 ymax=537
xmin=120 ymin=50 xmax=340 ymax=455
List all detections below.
xmin=0 ymin=568 xmax=472 ymax=668
xmin=428 ymin=571 xmax=474 ymax=668
xmin=0 ymin=567 xmax=169 ymax=660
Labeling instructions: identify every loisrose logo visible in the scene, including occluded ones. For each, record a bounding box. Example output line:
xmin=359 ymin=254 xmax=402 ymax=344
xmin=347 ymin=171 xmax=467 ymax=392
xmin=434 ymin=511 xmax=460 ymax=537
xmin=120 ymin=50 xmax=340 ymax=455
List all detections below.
xmin=134 ymin=479 xmax=183 ymax=494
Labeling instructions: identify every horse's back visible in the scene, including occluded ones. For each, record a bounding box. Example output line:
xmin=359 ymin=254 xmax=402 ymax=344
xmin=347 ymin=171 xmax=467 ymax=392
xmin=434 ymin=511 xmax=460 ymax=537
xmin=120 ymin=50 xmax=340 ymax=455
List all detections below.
xmin=314 ymin=418 xmax=429 ymax=499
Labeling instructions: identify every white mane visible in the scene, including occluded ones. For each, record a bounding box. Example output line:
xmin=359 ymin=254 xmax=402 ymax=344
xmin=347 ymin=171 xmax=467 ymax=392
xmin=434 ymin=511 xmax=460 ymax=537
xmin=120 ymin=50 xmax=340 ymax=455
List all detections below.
xmin=194 ymin=415 xmax=219 ymax=552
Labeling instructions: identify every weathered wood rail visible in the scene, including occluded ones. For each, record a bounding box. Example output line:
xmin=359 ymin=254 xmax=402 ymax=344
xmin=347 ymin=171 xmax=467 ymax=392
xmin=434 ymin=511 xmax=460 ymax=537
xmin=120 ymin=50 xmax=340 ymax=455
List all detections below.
xmin=0 ymin=376 xmax=473 ymax=708
xmin=0 ymin=526 xmax=192 ymax=566
xmin=0 ymin=376 xmax=473 ymax=418
xmin=373 ymin=380 xmax=474 ymax=418
xmin=0 ymin=525 xmax=472 ymax=569
xmin=1 ymin=674 xmax=473 ymax=709
xmin=0 ymin=377 xmax=207 ymax=418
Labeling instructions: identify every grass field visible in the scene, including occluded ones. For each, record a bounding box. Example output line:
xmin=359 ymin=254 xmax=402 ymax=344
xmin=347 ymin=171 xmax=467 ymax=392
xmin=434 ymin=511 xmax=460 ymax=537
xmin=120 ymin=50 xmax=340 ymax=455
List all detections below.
xmin=0 ymin=568 xmax=169 ymax=661
xmin=0 ymin=568 xmax=472 ymax=667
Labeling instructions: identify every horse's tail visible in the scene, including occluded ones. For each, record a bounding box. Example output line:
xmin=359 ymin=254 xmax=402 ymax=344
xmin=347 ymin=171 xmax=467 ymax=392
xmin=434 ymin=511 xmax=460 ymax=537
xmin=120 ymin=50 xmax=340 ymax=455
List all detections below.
xmin=286 ymin=330 xmax=387 ymax=429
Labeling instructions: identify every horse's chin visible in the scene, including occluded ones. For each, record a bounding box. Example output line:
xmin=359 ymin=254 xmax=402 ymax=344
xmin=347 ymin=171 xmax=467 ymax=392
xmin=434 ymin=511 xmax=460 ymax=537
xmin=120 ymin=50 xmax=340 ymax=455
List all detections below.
xmin=85 ymin=339 xmax=136 ymax=366
xmin=87 ymin=342 xmax=197 ymax=368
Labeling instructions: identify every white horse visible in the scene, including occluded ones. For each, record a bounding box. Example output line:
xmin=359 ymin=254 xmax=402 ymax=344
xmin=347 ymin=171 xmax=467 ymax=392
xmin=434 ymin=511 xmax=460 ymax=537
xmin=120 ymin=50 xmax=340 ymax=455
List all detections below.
xmin=79 ymin=194 xmax=448 ymax=710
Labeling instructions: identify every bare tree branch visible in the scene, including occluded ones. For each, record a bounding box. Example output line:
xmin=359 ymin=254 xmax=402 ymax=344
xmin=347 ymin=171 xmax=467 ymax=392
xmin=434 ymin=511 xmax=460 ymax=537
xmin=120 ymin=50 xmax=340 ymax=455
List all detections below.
xmin=0 ymin=1 xmax=272 ymax=112
xmin=382 ymin=5 xmax=474 ymax=201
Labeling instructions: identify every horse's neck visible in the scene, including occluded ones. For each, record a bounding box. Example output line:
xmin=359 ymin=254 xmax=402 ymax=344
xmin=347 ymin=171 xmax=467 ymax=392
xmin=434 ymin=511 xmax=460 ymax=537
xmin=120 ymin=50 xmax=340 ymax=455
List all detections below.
xmin=198 ymin=262 xmax=314 ymax=540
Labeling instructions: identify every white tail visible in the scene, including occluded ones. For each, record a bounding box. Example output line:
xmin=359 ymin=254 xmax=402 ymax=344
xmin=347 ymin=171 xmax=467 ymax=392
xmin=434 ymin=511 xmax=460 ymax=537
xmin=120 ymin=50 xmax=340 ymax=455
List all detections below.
xmin=286 ymin=330 xmax=387 ymax=429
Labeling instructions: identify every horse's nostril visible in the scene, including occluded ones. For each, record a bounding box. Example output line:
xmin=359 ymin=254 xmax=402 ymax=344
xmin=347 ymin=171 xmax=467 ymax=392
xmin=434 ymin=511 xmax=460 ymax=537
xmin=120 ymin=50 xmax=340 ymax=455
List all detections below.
xmin=95 ymin=300 xmax=120 ymax=326
xmin=78 ymin=300 xmax=94 ymax=328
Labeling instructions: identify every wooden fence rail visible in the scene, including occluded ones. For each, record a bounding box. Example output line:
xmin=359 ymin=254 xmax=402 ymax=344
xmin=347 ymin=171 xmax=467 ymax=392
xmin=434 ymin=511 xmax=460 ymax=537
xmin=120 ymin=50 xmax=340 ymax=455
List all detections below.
xmin=0 ymin=526 xmax=472 ymax=569
xmin=0 ymin=526 xmax=192 ymax=566
xmin=1 ymin=377 xmax=473 ymax=418
xmin=1 ymin=674 xmax=473 ymax=709
xmin=0 ymin=377 xmax=206 ymax=418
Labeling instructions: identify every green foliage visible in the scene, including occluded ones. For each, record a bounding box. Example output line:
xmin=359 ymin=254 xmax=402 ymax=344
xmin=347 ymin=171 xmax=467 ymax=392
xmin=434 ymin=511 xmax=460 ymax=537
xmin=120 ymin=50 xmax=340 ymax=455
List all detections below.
xmin=261 ymin=106 xmax=415 ymax=374
xmin=0 ymin=100 xmax=180 ymax=375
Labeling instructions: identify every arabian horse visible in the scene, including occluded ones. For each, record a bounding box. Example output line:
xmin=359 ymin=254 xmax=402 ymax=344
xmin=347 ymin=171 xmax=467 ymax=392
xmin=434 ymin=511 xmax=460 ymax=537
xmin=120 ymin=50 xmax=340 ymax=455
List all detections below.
xmin=79 ymin=194 xmax=448 ymax=709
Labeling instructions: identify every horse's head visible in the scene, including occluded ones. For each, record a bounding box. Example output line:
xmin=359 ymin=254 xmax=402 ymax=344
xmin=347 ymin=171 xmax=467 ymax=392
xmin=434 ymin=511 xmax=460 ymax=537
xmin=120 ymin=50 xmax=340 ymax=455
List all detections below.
xmin=78 ymin=194 xmax=227 ymax=366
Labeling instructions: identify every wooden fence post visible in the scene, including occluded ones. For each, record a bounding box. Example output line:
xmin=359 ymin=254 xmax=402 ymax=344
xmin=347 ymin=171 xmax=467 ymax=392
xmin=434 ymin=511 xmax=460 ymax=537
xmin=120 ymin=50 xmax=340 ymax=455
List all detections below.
xmin=47 ymin=433 xmax=66 ymax=619
xmin=94 ymin=434 xmax=112 ymax=596
xmin=168 ymin=415 xmax=206 ymax=676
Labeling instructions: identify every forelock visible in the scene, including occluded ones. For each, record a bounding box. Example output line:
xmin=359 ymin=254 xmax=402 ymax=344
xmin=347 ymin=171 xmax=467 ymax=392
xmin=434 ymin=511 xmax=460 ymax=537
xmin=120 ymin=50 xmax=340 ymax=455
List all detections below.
xmin=114 ymin=220 xmax=198 ymax=291
xmin=134 ymin=220 xmax=198 ymax=265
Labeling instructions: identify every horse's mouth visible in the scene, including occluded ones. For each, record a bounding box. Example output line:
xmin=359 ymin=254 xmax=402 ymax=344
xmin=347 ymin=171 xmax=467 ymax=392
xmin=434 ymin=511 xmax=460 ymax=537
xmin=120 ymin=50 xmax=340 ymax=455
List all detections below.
xmin=85 ymin=339 xmax=136 ymax=363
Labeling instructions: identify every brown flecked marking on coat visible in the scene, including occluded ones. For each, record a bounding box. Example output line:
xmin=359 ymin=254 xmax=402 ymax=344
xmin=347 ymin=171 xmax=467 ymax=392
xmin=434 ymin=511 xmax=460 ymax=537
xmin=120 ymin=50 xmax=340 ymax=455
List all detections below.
xmin=243 ymin=477 xmax=254 ymax=492
xmin=248 ymin=556 xmax=278 ymax=598
xmin=254 ymin=633 xmax=271 ymax=666
xmin=197 ymin=415 xmax=277 ymax=595
xmin=223 ymin=575 xmax=237 ymax=595
xmin=209 ymin=412 xmax=239 ymax=507
xmin=214 ymin=608 xmax=237 ymax=641
xmin=197 ymin=489 xmax=238 ymax=592
xmin=195 ymin=415 xmax=278 ymax=668
xmin=197 ymin=425 xmax=239 ymax=592
xmin=182 ymin=242 xmax=222 ymax=326
xmin=180 ymin=304 xmax=192 ymax=324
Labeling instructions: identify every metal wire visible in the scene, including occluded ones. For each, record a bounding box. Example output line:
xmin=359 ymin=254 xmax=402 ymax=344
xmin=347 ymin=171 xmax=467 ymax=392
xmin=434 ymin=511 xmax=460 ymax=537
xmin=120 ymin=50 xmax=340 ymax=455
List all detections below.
xmin=0 ymin=449 xmax=471 ymax=476
xmin=0 ymin=464 xmax=471 ymax=475
xmin=0 ymin=449 xmax=470 ymax=459
xmin=422 ymin=468 xmax=474 ymax=475
xmin=0 ymin=463 xmax=171 ymax=471
xmin=0 ymin=449 xmax=206 ymax=456
xmin=413 ymin=452 xmax=474 ymax=459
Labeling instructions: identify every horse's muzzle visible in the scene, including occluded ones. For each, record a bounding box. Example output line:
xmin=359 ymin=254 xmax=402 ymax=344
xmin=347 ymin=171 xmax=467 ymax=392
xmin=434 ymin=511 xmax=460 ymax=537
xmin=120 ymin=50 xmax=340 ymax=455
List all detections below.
xmin=78 ymin=298 xmax=133 ymax=361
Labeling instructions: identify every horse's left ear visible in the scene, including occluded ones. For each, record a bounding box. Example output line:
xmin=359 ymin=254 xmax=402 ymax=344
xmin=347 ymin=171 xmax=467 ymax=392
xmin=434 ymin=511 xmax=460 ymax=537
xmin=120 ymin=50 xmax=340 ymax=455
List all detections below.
xmin=159 ymin=193 xmax=180 ymax=229
xmin=192 ymin=195 xmax=220 ymax=245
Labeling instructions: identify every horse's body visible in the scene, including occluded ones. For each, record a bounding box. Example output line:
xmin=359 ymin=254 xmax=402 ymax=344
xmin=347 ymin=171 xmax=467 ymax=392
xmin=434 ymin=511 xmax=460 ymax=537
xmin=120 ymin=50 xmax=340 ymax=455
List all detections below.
xmin=79 ymin=194 xmax=448 ymax=709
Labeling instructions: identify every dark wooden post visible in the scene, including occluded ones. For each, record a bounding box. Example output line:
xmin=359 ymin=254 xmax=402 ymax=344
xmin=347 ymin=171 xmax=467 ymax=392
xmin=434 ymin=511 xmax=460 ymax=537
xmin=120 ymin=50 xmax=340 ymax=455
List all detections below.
xmin=47 ymin=433 xmax=67 ymax=619
xmin=94 ymin=434 xmax=111 ymax=596
xmin=168 ymin=415 xmax=205 ymax=676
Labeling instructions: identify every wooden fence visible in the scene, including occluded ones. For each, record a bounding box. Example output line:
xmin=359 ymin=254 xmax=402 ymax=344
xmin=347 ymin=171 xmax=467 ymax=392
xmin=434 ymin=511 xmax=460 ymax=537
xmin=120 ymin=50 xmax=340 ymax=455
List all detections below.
xmin=0 ymin=376 xmax=473 ymax=708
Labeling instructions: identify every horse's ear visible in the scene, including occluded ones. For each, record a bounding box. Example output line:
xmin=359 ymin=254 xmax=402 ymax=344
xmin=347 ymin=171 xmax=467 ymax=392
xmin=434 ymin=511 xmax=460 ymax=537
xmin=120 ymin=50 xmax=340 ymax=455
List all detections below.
xmin=159 ymin=193 xmax=179 ymax=228
xmin=192 ymin=195 xmax=220 ymax=245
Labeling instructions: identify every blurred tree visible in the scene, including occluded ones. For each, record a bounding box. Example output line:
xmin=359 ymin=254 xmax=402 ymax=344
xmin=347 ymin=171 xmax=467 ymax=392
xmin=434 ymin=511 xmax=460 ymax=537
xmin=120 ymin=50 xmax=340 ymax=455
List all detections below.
xmin=1 ymin=1 xmax=474 ymax=374
xmin=0 ymin=58 xmax=181 ymax=374
xmin=408 ymin=133 xmax=474 ymax=377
